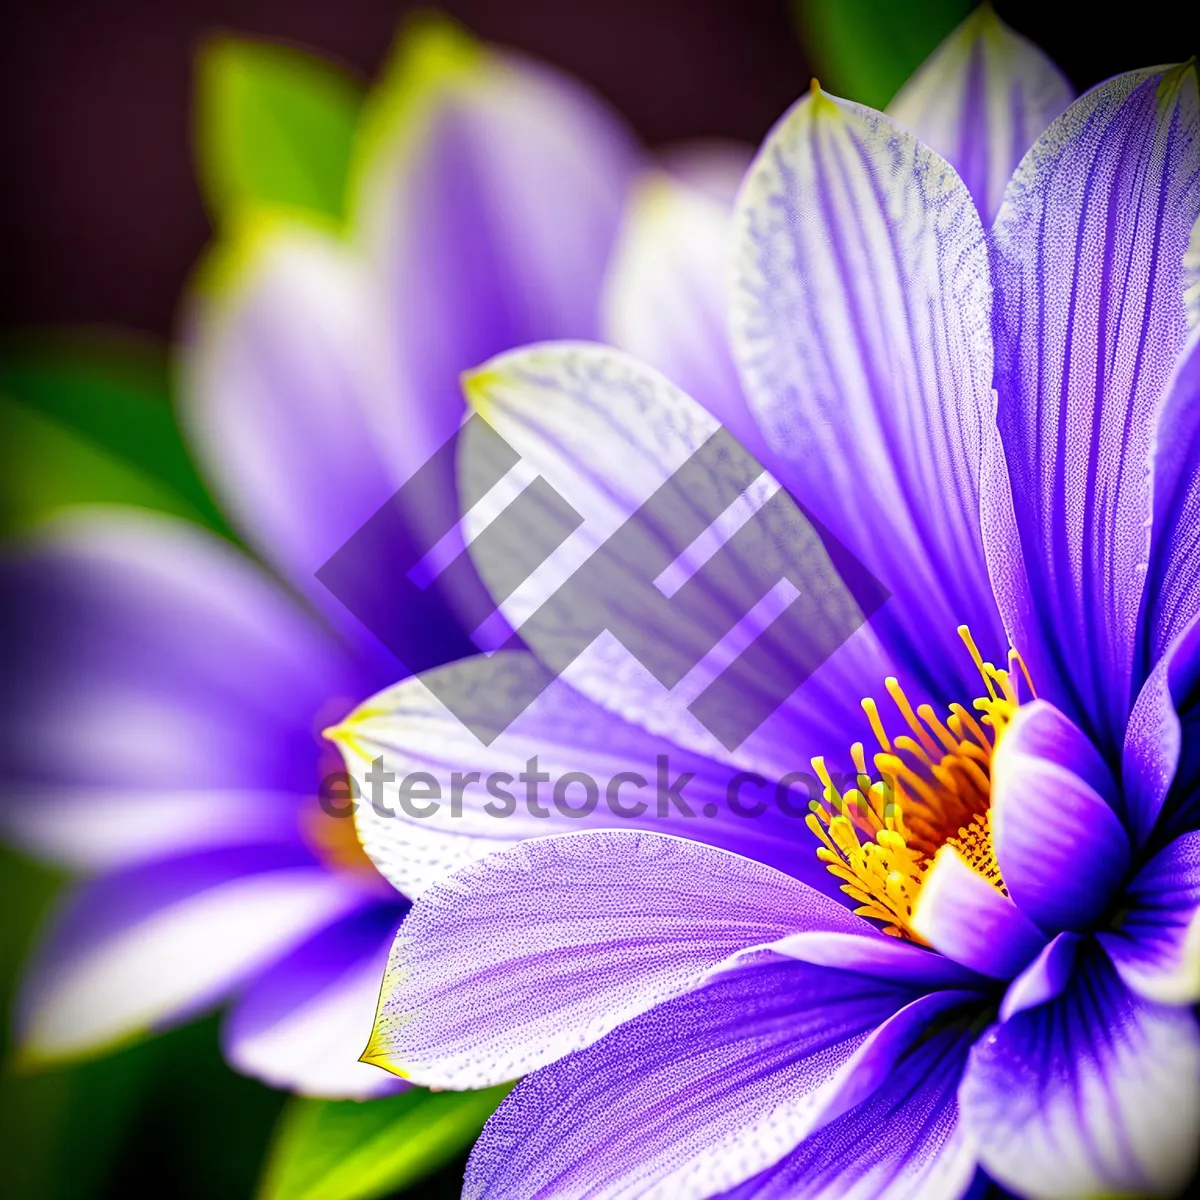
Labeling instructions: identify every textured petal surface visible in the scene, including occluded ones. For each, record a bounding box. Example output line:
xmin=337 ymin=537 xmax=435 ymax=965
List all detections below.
xmin=182 ymin=222 xmax=409 ymax=671
xmin=463 ymin=959 xmax=967 ymax=1200
xmin=1142 ymin=330 xmax=1200 ymax=665
xmin=910 ymin=845 xmax=1047 ymax=979
xmin=356 ymin=22 xmax=639 ymax=485
xmin=1099 ymin=831 xmax=1200 ymax=1004
xmin=986 ymin=65 xmax=1200 ymax=756
xmin=0 ymin=508 xmax=363 ymax=869
xmin=601 ymin=168 xmax=768 ymax=462
xmin=461 ymin=342 xmax=893 ymax=773
xmin=224 ymin=902 xmax=408 ymax=1098
xmin=730 ymin=88 xmax=1003 ymax=700
xmin=887 ymin=7 xmax=1072 ymax=225
xmin=362 ymin=830 xmax=870 ymax=1089
xmin=990 ymin=701 xmax=1130 ymax=932
xmin=721 ymin=1024 xmax=977 ymax=1200
xmin=15 ymin=846 xmax=369 ymax=1065
xmin=961 ymin=946 xmax=1200 ymax=1199
xmin=334 ymin=651 xmax=834 ymax=899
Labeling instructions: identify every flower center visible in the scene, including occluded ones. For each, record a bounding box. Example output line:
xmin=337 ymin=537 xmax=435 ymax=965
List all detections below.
xmin=806 ymin=627 xmax=1035 ymax=941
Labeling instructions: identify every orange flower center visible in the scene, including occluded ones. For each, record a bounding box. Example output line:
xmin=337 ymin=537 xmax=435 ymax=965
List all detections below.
xmin=807 ymin=627 xmax=1035 ymax=940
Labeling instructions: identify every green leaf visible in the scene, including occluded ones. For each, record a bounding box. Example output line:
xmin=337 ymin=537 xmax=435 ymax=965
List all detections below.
xmin=0 ymin=852 xmax=283 ymax=1199
xmin=109 ymin=1016 xmax=287 ymax=1199
xmin=794 ymin=0 xmax=974 ymax=109
xmin=0 ymin=848 xmax=64 ymax=1062
xmin=0 ymin=331 xmax=228 ymax=537
xmin=259 ymin=1084 xmax=513 ymax=1200
xmin=0 ymin=1043 xmax=160 ymax=1200
xmin=0 ymin=846 xmax=152 ymax=1200
xmin=197 ymin=37 xmax=364 ymax=223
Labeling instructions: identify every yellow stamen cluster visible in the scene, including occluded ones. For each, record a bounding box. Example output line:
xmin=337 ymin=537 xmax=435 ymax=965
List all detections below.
xmin=806 ymin=626 xmax=1033 ymax=940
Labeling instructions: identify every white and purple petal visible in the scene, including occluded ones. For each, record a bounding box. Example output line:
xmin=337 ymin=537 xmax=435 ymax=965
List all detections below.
xmin=990 ymin=700 xmax=1131 ymax=932
xmin=335 ymin=651 xmax=837 ymax=899
xmin=1099 ymin=830 xmax=1200 ymax=1004
xmin=910 ymin=845 xmax=1047 ymax=979
xmin=16 ymin=845 xmax=370 ymax=1065
xmin=887 ymin=7 xmax=1072 ymax=225
xmin=0 ymin=508 xmax=364 ymax=869
xmin=463 ymin=957 xmax=971 ymax=1200
xmin=720 ymin=1023 xmax=978 ymax=1200
xmin=223 ymin=901 xmax=407 ymax=1098
xmin=730 ymin=87 xmax=1004 ymax=701
xmin=961 ymin=945 xmax=1200 ymax=1199
xmin=362 ymin=829 xmax=872 ymax=1089
xmin=460 ymin=343 xmax=894 ymax=774
xmin=986 ymin=64 xmax=1200 ymax=756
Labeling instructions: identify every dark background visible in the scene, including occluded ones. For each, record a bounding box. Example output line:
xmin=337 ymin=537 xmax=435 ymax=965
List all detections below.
xmin=0 ymin=0 xmax=1193 ymax=343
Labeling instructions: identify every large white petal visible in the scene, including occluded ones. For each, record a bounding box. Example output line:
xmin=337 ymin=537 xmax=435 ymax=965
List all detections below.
xmin=887 ymin=7 xmax=1072 ymax=224
xmin=459 ymin=342 xmax=893 ymax=774
xmin=961 ymin=947 xmax=1200 ymax=1199
xmin=16 ymin=849 xmax=368 ymax=1065
xmin=730 ymin=87 xmax=1002 ymax=702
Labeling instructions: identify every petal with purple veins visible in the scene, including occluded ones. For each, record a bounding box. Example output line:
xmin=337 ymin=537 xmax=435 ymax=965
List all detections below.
xmin=721 ymin=1023 xmax=977 ymax=1200
xmin=990 ymin=700 xmax=1130 ymax=932
xmin=887 ymin=7 xmax=1072 ymax=225
xmin=463 ymin=958 xmax=970 ymax=1200
xmin=985 ymin=64 xmax=1200 ymax=757
xmin=361 ymin=829 xmax=872 ymax=1090
xmin=460 ymin=343 xmax=894 ymax=772
xmin=730 ymin=86 xmax=1004 ymax=702
xmin=224 ymin=901 xmax=408 ymax=1099
xmin=910 ymin=845 xmax=1047 ymax=979
xmin=961 ymin=945 xmax=1200 ymax=1199
xmin=333 ymin=651 xmax=839 ymax=899
xmin=1099 ymin=830 xmax=1200 ymax=1005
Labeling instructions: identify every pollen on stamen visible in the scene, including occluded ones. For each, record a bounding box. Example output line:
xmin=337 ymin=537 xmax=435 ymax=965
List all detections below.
xmin=807 ymin=626 xmax=1032 ymax=940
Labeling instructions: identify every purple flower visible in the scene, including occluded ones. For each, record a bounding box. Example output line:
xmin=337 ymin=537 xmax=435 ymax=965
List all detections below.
xmin=0 ymin=20 xmax=641 ymax=1096
xmin=344 ymin=21 xmax=1200 ymax=1199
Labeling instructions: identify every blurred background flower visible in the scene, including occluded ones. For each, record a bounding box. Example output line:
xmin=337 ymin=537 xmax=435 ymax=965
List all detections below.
xmin=0 ymin=2 xmax=1188 ymax=1199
